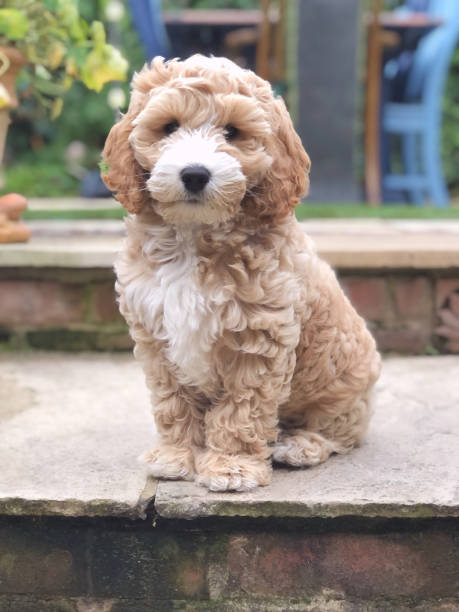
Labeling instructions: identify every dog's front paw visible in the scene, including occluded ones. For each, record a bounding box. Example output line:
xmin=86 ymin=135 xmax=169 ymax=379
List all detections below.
xmin=139 ymin=444 xmax=195 ymax=481
xmin=195 ymin=450 xmax=272 ymax=492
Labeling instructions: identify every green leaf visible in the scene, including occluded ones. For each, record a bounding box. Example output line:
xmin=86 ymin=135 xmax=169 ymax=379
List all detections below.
xmin=57 ymin=1 xmax=85 ymax=40
xmin=99 ymin=157 xmax=110 ymax=174
xmin=0 ymin=9 xmax=29 ymax=40
xmin=50 ymin=97 xmax=63 ymax=119
xmin=67 ymin=45 xmax=89 ymax=70
xmin=43 ymin=0 xmax=59 ymax=10
xmin=35 ymin=65 xmax=52 ymax=81
xmin=91 ymin=21 xmax=106 ymax=51
xmin=34 ymin=75 xmax=68 ymax=96
xmin=81 ymin=43 xmax=128 ymax=92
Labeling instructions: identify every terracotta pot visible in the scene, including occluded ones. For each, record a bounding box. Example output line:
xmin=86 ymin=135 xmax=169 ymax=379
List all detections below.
xmin=0 ymin=46 xmax=27 ymax=170
xmin=0 ymin=192 xmax=31 ymax=243
xmin=0 ymin=45 xmax=27 ymax=109
xmin=0 ymin=220 xmax=30 ymax=243
xmin=0 ymin=48 xmax=30 ymax=243
xmin=0 ymin=192 xmax=27 ymax=220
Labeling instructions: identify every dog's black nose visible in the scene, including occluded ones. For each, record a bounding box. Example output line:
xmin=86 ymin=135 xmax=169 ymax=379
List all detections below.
xmin=180 ymin=165 xmax=211 ymax=194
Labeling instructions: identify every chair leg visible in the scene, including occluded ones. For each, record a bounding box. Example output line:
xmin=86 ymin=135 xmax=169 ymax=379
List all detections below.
xmin=381 ymin=131 xmax=404 ymax=203
xmin=423 ymin=122 xmax=449 ymax=208
xmin=402 ymin=133 xmax=424 ymax=205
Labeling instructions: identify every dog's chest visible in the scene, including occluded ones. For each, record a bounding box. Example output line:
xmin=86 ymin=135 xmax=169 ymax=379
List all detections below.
xmin=128 ymin=234 xmax=220 ymax=388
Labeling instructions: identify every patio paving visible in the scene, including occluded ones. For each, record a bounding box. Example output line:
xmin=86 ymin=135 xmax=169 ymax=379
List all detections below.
xmin=0 ymin=351 xmax=458 ymax=520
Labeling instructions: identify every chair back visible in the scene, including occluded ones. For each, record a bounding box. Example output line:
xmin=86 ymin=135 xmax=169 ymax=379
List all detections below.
xmin=128 ymin=0 xmax=170 ymax=60
xmin=404 ymin=0 xmax=459 ymax=103
xmin=405 ymin=0 xmax=429 ymax=10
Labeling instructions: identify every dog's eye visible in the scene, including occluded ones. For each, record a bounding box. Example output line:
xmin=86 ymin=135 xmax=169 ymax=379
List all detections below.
xmin=164 ymin=120 xmax=179 ymax=135
xmin=224 ymin=124 xmax=239 ymax=141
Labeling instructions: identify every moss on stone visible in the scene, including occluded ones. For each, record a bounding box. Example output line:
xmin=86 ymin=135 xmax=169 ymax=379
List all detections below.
xmin=0 ymin=497 xmax=145 ymax=519
xmin=157 ymin=497 xmax=459 ymax=521
xmin=24 ymin=328 xmax=131 ymax=352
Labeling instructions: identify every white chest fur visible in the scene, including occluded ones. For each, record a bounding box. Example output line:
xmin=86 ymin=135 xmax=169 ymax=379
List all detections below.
xmin=120 ymin=225 xmax=220 ymax=388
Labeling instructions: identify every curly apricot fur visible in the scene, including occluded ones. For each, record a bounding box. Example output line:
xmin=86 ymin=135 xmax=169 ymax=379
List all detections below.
xmin=102 ymin=56 xmax=380 ymax=492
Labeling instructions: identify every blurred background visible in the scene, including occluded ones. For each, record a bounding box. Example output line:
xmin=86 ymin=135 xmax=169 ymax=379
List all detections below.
xmin=2 ymin=0 xmax=459 ymax=355
xmin=3 ymin=0 xmax=459 ymax=209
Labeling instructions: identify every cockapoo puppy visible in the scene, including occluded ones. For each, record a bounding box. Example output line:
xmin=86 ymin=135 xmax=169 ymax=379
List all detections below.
xmin=102 ymin=55 xmax=381 ymax=492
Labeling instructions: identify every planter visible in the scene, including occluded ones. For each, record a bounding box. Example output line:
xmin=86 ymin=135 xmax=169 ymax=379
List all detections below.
xmin=0 ymin=46 xmax=30 ymax=243
xmin=0 ymin=46 xmax=26 ymax=168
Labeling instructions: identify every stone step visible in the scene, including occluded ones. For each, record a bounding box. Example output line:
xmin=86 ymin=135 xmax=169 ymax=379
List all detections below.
xmin=1 ymin=352 xmax=458 ymax=610
xmin=3 ymin=217 xmax=459 ymax=269
xmin=0 ymin=353 xmax=459 ymax=519
xmin=2 ymin=218 xmax=459 ymax=353
xmin=1 ymin=352 xmax=458 ymax=520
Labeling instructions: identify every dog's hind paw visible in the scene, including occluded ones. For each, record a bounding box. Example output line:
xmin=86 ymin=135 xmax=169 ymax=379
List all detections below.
xmin=272 ymin=430 xmax=340 ymax=467
xmin=139 ymin=444 xmax=196 ymax=481
xmin=195 ymin=451 xmax=272 ymax=492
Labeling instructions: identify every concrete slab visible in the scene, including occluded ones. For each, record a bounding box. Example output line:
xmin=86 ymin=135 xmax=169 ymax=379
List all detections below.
xmin=2 ymin=218 xmax=459 ymax=269
xmin=305 ymin=219 xmax=459 ymax=269
xmin=0 ymin=353 xmax=458 ymax=520
xmin=0 ymin=220 xmax=124 ymax=268
xmin=0 ymin=352 xmax=154 ymax=518
xmin=27 ymin=197 xmax=119 ymax=211
xmin=156 ymin=356 xmax=459 ymax=519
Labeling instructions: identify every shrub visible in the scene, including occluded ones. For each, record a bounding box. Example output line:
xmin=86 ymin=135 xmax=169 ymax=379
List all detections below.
xmin=4 ymin=0 xmax=141 ymax=196
xmin=0 ymin=0 xmax=128 ymax=116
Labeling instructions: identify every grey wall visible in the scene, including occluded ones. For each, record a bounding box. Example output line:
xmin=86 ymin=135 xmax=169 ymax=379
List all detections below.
xmin=296 ymin=0 xmax=361 ymax=202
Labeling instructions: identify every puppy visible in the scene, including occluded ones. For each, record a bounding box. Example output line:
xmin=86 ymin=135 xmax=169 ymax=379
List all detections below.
xmin=102 ymin=55 xmax=381 ymax=492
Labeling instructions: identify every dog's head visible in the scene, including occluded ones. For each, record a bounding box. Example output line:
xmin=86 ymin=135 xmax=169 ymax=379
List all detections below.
xmin=102 ymin=55 xmax=310 ymax=225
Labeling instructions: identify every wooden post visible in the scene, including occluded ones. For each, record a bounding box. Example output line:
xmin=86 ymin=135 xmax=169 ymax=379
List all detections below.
xmin=364 ymin=0 xmax=383 ymax=206
xmin=256 ymin=0 xmax=271 ymax=79
xmin=273 ymin=0 xmax=286 ymax=83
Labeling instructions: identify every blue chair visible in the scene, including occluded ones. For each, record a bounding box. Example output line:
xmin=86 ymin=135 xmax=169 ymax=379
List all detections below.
xmin=128 ymin=0 xmax=170 ymax=61
xmin=404 ymin=0 xmax=429 ymax=10
xmin=382 ymin=0 xmax=459 ymax=206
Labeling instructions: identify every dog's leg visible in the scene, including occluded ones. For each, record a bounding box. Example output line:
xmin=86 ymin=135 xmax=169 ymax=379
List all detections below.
xmin=195 ymin=332 xmax=298 ymax=492
xmin=140 ymin=391 xmax=205 ymax=481
xmin=273 ymin=393 xmax=372 ymax=467
xmin=195 ymin=390 xmax=276 ymax=492
xmin=134 ymin=338 xmax=206 ymax=481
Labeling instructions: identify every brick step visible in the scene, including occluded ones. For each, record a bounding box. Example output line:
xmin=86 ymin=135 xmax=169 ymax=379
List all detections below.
xmin=1 ymin=218 xmax=459 ymax=353
xmin=0 ymin=353 xmax=458 ymax=609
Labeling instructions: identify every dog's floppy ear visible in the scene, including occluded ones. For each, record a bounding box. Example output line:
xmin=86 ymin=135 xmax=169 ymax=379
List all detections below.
xmin=251 ymin=96 xmax=310 ymax=220
xmin=101 ymin=91 xmax=151 ymax=215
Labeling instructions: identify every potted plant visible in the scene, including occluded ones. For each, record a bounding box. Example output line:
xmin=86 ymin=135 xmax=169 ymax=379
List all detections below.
xmin=0 ymin=0 xmax=128 ymax=242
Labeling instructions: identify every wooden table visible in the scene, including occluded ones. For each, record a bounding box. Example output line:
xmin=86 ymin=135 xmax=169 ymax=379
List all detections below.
xmin=364 ymin=11 xmax=443 ymax=205
xmin=163 ymin=6 xmax=283 ymax=82
xmin=163 ymin=9 xmax=277 ymax=27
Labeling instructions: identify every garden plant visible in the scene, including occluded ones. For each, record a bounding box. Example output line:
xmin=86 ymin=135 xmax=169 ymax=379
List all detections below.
xmin=0 ymin=0 xmax=129 ymax=201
